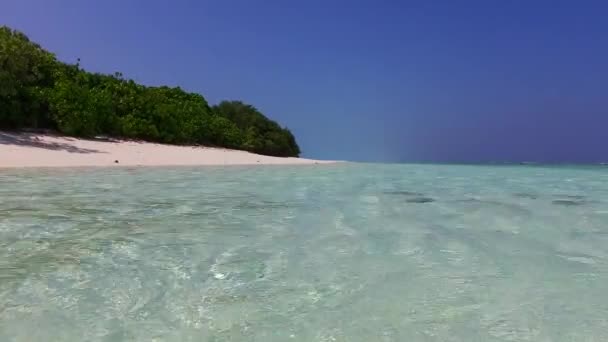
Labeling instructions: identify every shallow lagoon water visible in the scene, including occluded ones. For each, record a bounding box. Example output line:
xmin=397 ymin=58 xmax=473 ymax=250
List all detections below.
xmin=1 ymin=164 xmax=608 ymax=341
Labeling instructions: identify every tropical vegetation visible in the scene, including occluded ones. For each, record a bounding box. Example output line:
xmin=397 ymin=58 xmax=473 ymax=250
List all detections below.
xmin=0 ymin=26 xmax=300 ymax=157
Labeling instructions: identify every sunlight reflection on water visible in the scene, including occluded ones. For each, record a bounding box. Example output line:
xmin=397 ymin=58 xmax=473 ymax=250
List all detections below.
xmin=1 ymin=164 xmax=608 ymax=341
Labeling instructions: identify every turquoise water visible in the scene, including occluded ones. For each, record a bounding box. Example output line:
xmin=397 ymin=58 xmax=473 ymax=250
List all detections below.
xmin=1 ymin=164 xmax=608 ymax=341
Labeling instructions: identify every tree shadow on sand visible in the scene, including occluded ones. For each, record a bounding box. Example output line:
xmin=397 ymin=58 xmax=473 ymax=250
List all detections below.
xmin=0 ymin=132 xmax=106 ymax=154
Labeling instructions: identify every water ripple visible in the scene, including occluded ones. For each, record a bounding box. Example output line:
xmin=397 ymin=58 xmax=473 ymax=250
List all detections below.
xmin=0 ymin=164 xmax=607 ymax=341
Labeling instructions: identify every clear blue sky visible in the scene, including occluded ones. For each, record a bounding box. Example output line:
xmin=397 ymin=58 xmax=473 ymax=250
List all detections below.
xmin=3 ymin=0 xmax=608 ymax=162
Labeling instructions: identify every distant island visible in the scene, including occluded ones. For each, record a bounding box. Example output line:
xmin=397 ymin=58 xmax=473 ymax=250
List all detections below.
xmin=0 ymin=26 xmax=300 ymax=158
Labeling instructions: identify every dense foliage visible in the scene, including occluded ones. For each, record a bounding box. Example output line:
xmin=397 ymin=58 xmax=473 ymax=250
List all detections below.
xmin=214 ymin=101 xmax=300 ymax=157
xmin=0 ymin=26 xmax=300 ymax=157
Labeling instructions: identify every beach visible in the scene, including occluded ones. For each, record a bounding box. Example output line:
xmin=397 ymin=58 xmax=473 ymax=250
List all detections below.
xmin=0 ymin=132 xmax=332 ymax=168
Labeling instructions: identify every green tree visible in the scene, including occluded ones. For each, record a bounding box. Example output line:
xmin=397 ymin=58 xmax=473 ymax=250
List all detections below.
xmin=0 ymin=26 xmax=302 ymax=157
xmin=0 ymin=26 xmax=58 ymax=129
xmin=213 ymin=101 xmax=300 ymax=157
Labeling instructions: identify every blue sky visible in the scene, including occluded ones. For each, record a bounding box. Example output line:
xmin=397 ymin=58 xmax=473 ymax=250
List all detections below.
xmin=3 ymin=0 xmax=608 ymax=162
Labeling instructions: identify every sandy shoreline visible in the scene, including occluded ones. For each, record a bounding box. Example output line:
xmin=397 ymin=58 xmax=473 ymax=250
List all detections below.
xmin=0 ymin=132 xmax=334 ymax=168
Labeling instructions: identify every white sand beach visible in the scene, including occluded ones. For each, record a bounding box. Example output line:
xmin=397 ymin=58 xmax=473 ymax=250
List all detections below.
xmin=0 ymin=132 xmax=333 ymax=168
